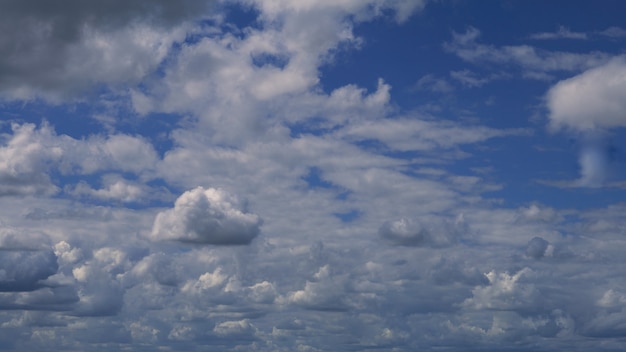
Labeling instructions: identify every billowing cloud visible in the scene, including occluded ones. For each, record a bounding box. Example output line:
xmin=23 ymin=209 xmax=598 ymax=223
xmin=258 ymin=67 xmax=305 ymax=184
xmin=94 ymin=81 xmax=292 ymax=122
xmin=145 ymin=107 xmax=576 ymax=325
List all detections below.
xmin=0 ymin=123 xmax=62 ymax=196
xmin=545 ymin=58 xmax=626 ymax=187
xmin=463 ymin=268 xmax=541 ymax=312
xmin=150 ymin=187 xmax=262 ymax=245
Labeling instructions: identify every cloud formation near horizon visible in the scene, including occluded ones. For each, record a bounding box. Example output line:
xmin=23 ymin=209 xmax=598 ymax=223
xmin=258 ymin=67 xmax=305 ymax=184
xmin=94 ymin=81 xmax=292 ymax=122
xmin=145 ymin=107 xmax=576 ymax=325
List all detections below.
xmin=0 ymin=1 xmax=625 ymax=351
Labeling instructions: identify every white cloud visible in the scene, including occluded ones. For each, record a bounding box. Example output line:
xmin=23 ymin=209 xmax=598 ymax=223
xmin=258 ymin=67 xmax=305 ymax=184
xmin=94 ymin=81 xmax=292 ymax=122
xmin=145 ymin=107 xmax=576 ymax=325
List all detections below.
xmin=150 ymin=187 xmax=262 ymax=245
xmin=546 ymin=57 xmax=626 ymax=131
xmin=598 ymin=26 xmax=626 ymax=38
xmin=414 ymin=74 xmax=454 ymax=92
xmin=530 ymin=26 xmax=588 ymax=40
xmin=450 ymin=69 xmax=502 ymax=87
xmin=0 ymin=122 xmax=160 ymax=198
xmin=545 ymin=58 xmax=626 ymax=187
xmin=0 ymin=123 xmax=62 ymax=196
xmin=244 ymin=0 xmax=425 ymax=24
xmin=66 ymin=174 xmax=172 ymax=204
xmin=284 ymin=265 xmax=350 ymax=311
xmin=463 ymin=268 xmax=540 ymax=312
xmin=445 ymin=27 xmax=611 ymax=77
xmin=213 ymin=319 xmax=255 ymax=338
xmin=337 ymin=116 xmax=529 ymax=152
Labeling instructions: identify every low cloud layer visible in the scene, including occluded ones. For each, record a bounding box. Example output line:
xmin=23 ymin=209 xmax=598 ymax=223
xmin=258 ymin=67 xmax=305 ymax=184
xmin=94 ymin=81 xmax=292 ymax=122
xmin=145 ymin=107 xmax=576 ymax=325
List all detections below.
xmin=0 ymin=1 xmax=625 ymax=351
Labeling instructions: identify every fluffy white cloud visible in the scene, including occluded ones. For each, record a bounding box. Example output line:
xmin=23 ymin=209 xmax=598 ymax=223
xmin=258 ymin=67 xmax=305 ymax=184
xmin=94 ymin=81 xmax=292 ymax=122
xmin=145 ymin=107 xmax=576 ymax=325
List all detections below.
xmin=463 ymin=268 xmax=541 ymax=312
xmin=284 ymin=265 xmax=350 ymax=311
xmin=0 ymin=122 xmax=160 ymax=198
xmin=150 ymin=187 xmax=262 ymax=245
xmin=0 ymin=123 xmax=62 ymax=196
xmin=546 ymin=57 xmax=626 ymax=131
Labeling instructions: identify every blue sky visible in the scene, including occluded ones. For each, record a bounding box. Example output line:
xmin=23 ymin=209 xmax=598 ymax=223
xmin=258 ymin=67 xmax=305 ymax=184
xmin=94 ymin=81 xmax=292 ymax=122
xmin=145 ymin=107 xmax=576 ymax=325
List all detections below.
xmin=2 ymin=0 xmax=626 ymax=350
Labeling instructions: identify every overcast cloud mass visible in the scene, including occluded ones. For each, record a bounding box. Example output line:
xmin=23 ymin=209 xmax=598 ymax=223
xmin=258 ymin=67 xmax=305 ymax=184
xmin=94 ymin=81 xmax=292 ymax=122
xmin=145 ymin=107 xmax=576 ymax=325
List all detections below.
xmin=1 ymin=0 xmax=626 ymax=351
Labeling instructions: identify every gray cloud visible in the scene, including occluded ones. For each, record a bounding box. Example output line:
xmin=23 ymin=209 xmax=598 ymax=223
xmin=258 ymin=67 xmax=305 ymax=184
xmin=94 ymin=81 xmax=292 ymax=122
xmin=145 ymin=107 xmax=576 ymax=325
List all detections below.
xmin=0 ymin=250 xmax=58 ymax=292
xmin=525 ymin=237 xmax=550 ymax=259
xmin=379 ymin=217 xmax=459 ymax=247
xmin=0 ymin=0 xmax=214 ymax=100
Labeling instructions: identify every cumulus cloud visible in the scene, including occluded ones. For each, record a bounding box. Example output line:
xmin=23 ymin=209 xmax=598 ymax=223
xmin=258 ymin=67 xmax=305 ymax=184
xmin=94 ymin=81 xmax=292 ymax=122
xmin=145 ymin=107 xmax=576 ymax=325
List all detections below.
xmin=0 ymin=122 xmax=160 ymax=197
xmin=0 ymin=123 xmax=62 ymax=196
xmin=546 ymin=57 xmax=626 ymax=132
xmin=284 ymin=265 xmax=350 ymax=311
xmin=150 ymin=187 xmax=262 ymax=245
xmin=463 ymin=268 xmax=541 ymax=312
xmin=545 ymin=58 xmax=626 ymax=187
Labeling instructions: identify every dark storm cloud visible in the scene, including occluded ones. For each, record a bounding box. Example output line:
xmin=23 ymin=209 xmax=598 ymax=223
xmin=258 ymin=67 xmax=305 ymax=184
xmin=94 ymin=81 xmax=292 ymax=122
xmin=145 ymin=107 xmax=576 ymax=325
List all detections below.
xmin=0 ymin=250 xmax=58 ymax=292
xmin=0 ymin=0 xmax=214 ymax=98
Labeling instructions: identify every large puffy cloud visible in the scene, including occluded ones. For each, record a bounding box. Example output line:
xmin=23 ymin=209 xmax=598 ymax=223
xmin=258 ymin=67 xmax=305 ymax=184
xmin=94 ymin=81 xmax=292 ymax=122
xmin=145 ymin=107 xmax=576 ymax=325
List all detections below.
xmin=545 ymin=58 xmax=626 ymax=187
xmin=150 ymin=187 xmax=262 ymax=245
xmin=546 ymin=57 xmax=626 ymax=131
xmin=131 ymin=0 xmax=426 ymax=147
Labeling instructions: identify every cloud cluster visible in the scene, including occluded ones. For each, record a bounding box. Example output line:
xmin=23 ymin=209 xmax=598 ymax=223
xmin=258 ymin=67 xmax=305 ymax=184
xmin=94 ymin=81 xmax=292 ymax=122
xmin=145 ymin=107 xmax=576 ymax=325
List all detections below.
xmin=0 ymin=122 xmax=160 ymax=200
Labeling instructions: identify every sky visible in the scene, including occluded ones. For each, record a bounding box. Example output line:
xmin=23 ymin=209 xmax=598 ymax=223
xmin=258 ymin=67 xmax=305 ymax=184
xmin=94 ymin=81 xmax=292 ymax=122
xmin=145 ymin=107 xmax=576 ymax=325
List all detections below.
xmin=1 ymin=0 xmax=626 ymax=350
